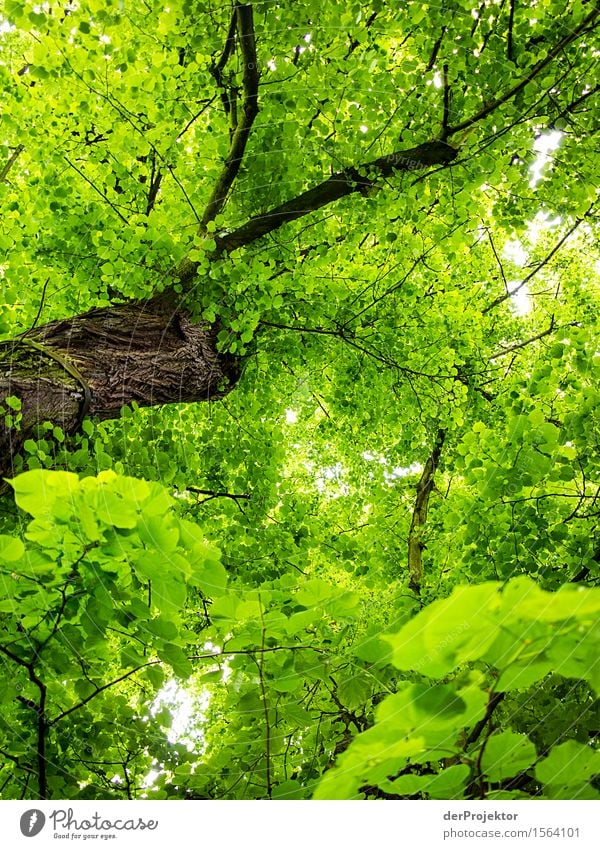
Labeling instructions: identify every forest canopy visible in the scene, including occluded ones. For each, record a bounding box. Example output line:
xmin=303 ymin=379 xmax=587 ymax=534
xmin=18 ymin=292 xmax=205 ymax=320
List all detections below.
xmin=0 ymin=0 xmax=599 ymax=801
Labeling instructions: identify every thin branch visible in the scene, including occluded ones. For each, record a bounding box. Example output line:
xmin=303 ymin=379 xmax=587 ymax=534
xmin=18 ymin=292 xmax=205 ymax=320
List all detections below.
xmin=51 ymin=644 xmax=324 ymax=725
xmin=488 ymin=318 xmax=582 ymax=359
xmin=426 ymin=27 xmax=447 ymax=72
xmin=442 ymin=63 xmax=450 ymax=139
xmin=482 ymin=217 xmax=583 ymax=314
xmin=0 ymin=749 xmax=36 ymax=775
xmin=344 ymin=11 xmax=379 ymax=58
xmin=145 ymin=150 xmax=163 ymax=216
xmin=64 ymin=155 xmax=129 ymax=225
xmin=259 ymin=320 xmax=342 ymax=337
xmin=261 ymin=318 xmax=464 ymax=382
xmin=36 ymin=681 xmax=47 ymax=799
xmin=446 ymin=6 xmax=599 ymax=136
xmin=49 ymin=660 xmax=160 ymax=725
xmin=177 ymin=96 xmax=217 ymax=140
xmin=56 ymin=52 xmax=202 ymax=222
xmin=465 ymin=690 xmax=506 ymax=798
xmin=485 ymin=228 xmax=508 ymax=294
xmin=454 ymin=370 xmax=495 ymax=402
xmin=0 ymin=643 xmax=48 ymax=798
xmin=256 ymin=596 xmax=272 ymax=799
xmin=555 ymin=83 xmax=600 ymax=124
xmin=186 ymin=486 xmax=251 ymax=501
xmin=27 ymin=278 xmax=50 ymax=332
xmin=213 ymin=645 xmax=324 ymax=656
xmin=465 ymin=692 xmax=506 ymax=746
xmin=500 ymin=492 xmax=597 ymax=506
xmin=210 ymin=9 xmax=238 ymax=88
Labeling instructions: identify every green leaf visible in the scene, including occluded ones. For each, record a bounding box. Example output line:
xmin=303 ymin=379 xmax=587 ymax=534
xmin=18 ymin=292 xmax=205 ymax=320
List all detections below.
xmin=423 ymin=765 xmax=471 ymax=799
xmin=190 ymin=549 xmax=228 ymax=596
xmin=385 ymin=583 xmax=500 ymax=677
xmin=138 ymin=515 xmax=179 ymax=553
xmin=481 ymin=731 xmax=537 ymax=781
xmin=0 ymin=535 xmax=25 ymax=562
xmin=158 ymin=644 xmax=193 ymax=678
xmin=10 ymin=469 xmax=80 ymax=516
xmin=535 ymin=741 xmax=600 ymax=787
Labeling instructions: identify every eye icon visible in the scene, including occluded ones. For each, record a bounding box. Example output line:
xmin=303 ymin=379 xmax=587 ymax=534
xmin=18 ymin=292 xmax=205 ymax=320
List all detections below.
xmin=19 ymin=810 xmax=46 ymax=837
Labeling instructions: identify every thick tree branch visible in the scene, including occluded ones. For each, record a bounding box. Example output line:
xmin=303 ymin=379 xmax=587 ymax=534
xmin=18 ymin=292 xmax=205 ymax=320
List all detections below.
xmin=507 ymin=0 xmax=516 ymax=63
xmin=195 ymin=4 xmax=260 ymax=235
xmin=177 ymin=140 xmax=458 ymax=281
xmin=407 ymin=429 xmax=445 ymax=594
xmin=0 ymin=295 xmax=241 ymax=478
xmin=0 ymin=145 xmax=24 ymax=183
xmin=217 ymin=140 xmax=458 ymax=252
xmin=175 ymin=11 xmax=597 ymax=284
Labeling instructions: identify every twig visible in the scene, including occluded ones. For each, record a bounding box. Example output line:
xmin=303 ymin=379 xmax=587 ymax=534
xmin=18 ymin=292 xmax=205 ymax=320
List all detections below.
xmin=64 ymin=155 xmax=129 ymax=225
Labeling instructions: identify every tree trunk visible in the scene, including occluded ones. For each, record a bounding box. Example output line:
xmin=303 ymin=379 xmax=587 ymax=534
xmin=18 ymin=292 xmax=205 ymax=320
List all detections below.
xmin=0 ymin=294 xmax=241 ymax=479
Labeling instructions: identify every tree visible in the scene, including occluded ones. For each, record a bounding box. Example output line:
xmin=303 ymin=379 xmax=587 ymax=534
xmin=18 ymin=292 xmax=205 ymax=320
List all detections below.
xmin=0 ymin=0 xmax=599 ymax=801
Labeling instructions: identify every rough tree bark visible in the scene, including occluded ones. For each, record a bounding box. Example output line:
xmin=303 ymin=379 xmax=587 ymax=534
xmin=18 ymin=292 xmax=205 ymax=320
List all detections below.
xmin=0 ymin=294 xmax=241 ymax=478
